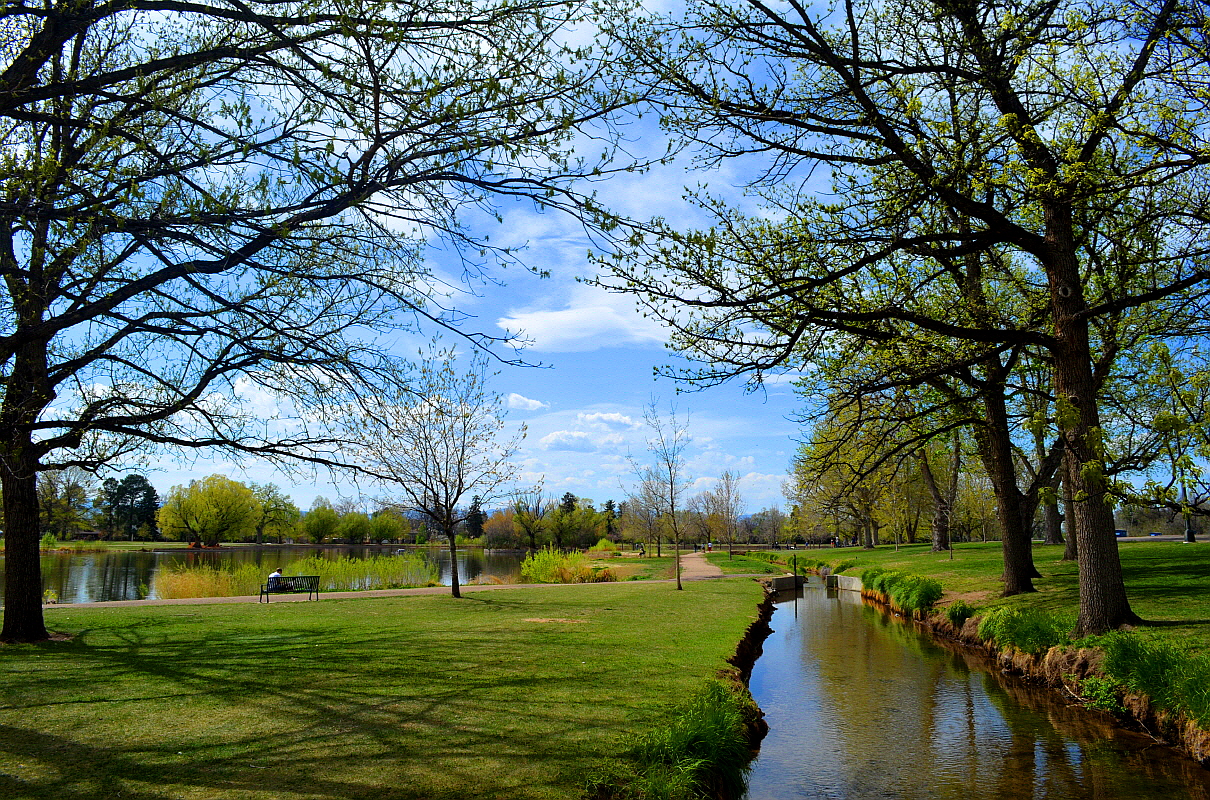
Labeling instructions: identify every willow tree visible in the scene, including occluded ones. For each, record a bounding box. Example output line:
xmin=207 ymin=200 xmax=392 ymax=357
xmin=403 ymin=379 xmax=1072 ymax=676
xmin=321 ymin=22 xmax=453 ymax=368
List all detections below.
xmin=0 ymin=0 xmax=634 ymax=641
xmin=603 ymin=0 xmax=1210 ymax=635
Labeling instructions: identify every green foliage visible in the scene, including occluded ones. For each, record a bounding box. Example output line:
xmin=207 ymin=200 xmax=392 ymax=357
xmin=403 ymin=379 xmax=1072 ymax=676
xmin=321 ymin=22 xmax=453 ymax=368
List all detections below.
xmin=158 ymin=475 xmax=261 ymax=546
xmin=39 ymin=533 xmax=58 ymax=550
xmin=977 ymin=606 xmax=1073 ymax=655
xmin=860 ymin=568 xmax=942 ymax=615
xmin=520 ymin=546 xmax=616 ymax=583
xmin=831 ymin=559 xmax=856 ymax=574
xmin=945 ymin=600 xmax=976 ymax=629
xmin=589 ymin=680 xmax=754 ymax=800
xmin=1076 ymin=676 xmax=1125 ymax=715
xmin=1099 ymin=632 xmax=1210 ymax=727
xmin=591 ymin=538 xmax=620 ymax=552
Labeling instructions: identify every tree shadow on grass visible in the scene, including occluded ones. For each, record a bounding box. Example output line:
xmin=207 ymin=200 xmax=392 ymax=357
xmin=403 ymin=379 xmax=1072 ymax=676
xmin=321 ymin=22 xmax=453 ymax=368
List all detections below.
xmin=1 ymin=606 xmax=648 ymax=800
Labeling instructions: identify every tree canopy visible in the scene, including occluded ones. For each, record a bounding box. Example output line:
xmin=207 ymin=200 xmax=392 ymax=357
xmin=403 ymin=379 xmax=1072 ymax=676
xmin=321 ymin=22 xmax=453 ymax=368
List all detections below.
xmin=0 ymin=0 xmax=635 ymax=641
xmin=601 ymin=0 xmax=1210 ymax=635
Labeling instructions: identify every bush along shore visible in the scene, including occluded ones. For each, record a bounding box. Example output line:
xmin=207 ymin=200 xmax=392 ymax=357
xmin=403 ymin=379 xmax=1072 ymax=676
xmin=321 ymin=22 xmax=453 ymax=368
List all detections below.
xmin=749 ymin=543 xmax=1210 ymax=768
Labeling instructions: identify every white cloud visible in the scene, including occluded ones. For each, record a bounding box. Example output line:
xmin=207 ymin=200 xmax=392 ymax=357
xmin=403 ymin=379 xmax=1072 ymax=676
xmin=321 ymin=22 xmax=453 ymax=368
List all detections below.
xmin=539 ymin=430 xmax=598 ymax=452
xmin=577 ymin=411 xmax=639 ymax=429
xmin=497 ymin=284 xmax=668 ymax=353
xmin=507 ymin=392 xmax=550 ymax=411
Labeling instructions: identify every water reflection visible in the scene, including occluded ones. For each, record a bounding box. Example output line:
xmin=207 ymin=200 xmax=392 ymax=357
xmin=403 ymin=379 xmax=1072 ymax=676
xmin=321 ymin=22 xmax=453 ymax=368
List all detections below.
xmin=4 ymin=547 xmax=525 ymax=603
xmin=745 ymin=586 xmax=1210 ymax=799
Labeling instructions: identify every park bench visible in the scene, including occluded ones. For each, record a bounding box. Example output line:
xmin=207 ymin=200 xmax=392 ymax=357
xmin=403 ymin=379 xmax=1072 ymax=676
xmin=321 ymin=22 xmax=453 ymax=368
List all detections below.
xmin=259 ymin=575 xmax=321 ymax=603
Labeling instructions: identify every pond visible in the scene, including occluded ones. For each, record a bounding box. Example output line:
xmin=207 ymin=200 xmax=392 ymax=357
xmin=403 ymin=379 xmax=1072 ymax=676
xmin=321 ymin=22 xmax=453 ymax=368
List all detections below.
xmin=3 ymin=546 xmax=526 ymax=603
xmin=744 ymin=581 xmax=1210 ymax=799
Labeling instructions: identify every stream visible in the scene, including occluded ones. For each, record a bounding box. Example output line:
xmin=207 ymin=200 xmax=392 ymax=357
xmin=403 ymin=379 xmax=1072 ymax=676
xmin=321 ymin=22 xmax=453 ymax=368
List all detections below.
xmin=744 ymin=582 xmax=1210 ymax=799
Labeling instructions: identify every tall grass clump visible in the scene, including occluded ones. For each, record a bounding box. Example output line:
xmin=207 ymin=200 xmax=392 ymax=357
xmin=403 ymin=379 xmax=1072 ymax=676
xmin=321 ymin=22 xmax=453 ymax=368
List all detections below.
xmin=976 ymin=606 xmax=1073 ymax=655
xmin=288 ymin=554 xmax=439 ymax=592
xmin=589 ymin=680 xmax=755 ymax=800
xmin=589 ymin=538 xmax=620 ymax=553
xmin=859 ymin=569 xmax=942 ymax=616
xmin=1099 ymin=632 xmax=1210 ymax=727
xmin=155 ymin=563 xmax=264 ymax=598
xmin=154 ymin=554 xmax=439 ymax=598
xmin=521 ymin=547 xmax=616 ymax=583
xmin=945 ymin=600 xmax=976 ymax=629
xmin=831 ymin=559 xmax=857 ymax=574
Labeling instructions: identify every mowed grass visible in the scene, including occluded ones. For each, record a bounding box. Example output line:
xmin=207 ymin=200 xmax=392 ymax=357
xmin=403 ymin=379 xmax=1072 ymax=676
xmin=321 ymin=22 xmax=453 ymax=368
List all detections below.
xmin=704 ymin=553 xmax=786 ymax=575
xmin=779 ymin=541 xmax=1210 ymax=646
xmin=0 ymin=580 xmax=765 ymax=800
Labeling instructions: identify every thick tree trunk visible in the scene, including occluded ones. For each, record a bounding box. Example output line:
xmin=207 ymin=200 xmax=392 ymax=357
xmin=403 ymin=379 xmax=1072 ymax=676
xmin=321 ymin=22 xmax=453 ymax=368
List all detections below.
xmin=1 ymin=461 xmax=49 ymax=642
xmin=446 ymin=532 xmax=461 ymax=599
xmin=977 ymin=388 xmax=1039 ymax=593
xmin=1046 ymin=203 xmax=1138 ymax=635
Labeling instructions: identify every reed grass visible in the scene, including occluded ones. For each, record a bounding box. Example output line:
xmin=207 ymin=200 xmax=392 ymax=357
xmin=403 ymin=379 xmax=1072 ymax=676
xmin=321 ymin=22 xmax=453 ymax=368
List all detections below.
xmin=1098 ymin=632 xmax=1210 ymax=727
xmin=154 ymin=554 xmax=439 ymax=598
xmin=976 ymin=606 xmax=1074 ymax=655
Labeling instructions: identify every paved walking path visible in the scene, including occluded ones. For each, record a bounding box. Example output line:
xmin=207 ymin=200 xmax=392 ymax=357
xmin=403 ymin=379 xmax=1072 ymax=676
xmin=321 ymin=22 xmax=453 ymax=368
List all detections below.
xmin=41 ymin=551 xmax=739 ymax=610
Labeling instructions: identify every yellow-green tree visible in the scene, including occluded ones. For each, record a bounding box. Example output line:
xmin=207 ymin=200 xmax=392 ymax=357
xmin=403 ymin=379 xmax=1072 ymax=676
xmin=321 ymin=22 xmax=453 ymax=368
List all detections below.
xmin=158 ymin=476 xmax=262 ymax=547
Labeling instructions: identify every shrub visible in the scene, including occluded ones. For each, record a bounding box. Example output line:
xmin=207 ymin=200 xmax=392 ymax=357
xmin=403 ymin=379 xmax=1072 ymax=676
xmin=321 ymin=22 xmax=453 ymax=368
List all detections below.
xmin=860 ymin=566 xmax=887 ymax=586
xmin=976 ymin=606 xmax=1073 ymax=655
xmin=945 ymin=600 xmax=976 ymax=629
xmin=1077 ymin=676 xmax=1125 ymax=715
xmin=39 ymin=533 xmax=58 ymax=550
xmin=1099 ymin=632 xmax=1210 ymax=727
xmin=520 ymin=547 xmax=597 ymax=583
xmin=591 ymin=538 xmax=620 ymax=552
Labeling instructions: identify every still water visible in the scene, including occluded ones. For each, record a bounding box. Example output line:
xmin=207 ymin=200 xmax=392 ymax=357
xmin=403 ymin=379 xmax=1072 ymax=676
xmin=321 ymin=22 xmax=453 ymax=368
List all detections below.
xmin=745 ymin=583 xmax=1210 ymax=800
xmin=5 ymin=547 xmax=525 ymax=603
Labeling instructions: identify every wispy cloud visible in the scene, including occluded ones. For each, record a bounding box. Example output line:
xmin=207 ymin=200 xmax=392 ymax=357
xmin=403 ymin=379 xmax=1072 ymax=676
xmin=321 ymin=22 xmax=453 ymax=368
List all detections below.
xmin=507 ymin=392 xmax=550 ymax=411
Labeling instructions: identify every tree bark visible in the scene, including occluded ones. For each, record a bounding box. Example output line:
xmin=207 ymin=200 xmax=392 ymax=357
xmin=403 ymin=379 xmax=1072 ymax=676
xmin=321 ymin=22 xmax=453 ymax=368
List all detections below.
xmin=446 ymin=531 xmax=461 ymax=599
xmin=1062 ymin=453 xmax=1079 ymax=562
xmin=1045 ymin=202 xmax=1138 ymax=634
xmin=975 ymin=384 xmax=1039 ymax=593
xmin=1 ymin=457 xmax=49 ymax=642
xmin=918 ymin=450 xmax=951 ymax=552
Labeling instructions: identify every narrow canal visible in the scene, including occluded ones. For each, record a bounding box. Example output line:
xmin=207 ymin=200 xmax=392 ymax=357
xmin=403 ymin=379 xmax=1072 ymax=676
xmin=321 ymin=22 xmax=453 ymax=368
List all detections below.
xmin=745 ymin=583 xmax=1210 ymax=799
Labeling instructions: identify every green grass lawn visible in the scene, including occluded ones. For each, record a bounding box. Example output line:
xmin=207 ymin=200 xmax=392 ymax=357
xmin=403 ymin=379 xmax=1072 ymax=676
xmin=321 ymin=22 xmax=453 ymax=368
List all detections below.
xmin=0 ymin=580 xmax=765 ymax=800
xmin=704 ymin=552 xmax=786 ymax=575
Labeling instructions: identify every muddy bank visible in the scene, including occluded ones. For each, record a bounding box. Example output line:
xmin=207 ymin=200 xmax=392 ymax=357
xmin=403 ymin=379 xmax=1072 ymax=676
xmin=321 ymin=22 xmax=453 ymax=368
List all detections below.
xmin=722 ymin=586 xmax=775 ymax=749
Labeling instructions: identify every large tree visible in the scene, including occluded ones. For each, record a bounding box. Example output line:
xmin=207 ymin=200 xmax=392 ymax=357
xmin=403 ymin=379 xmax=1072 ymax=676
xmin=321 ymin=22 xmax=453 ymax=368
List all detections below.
xmin=0 ymin=0 xmax=633 ymax=641
xmin=158 ymin=475 xmax=260 ymax=546
xmin=603 ymin=0 xmax=1210 ymax=635
xmin=96 ymin=473 xmax=160 ymax=540
xmin=348 ymin=345 xmax=525 ymax=598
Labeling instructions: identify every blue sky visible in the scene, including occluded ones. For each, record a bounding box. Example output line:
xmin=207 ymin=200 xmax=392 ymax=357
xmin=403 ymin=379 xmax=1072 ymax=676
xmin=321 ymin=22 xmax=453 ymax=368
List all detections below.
xmin=145 ymin=154 xmax=806 ymax=515
xmin=142 ymin=4 xmax=810 ymax=515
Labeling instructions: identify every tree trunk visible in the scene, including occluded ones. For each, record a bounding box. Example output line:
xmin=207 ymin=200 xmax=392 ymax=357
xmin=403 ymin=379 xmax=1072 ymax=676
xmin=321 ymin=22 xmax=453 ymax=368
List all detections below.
xmin=1062 ymin=453 xmax=1079 ymax=562
xmin=976 ymin=387 xmax=1040 ymax=593
xmin=918 ymin=451 xmax=951 ymax=552
xmin=1045 ymin=202 xmax=1138 ymax=634
xmin=1 ymin=459 xmax=49 ymax=642
xmin=447 ymin=531 xmax=461 ymax=599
